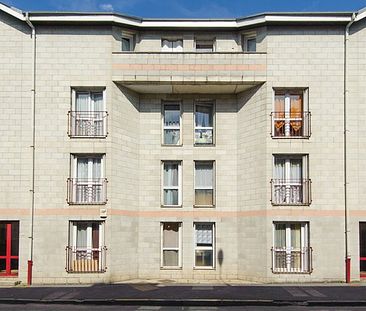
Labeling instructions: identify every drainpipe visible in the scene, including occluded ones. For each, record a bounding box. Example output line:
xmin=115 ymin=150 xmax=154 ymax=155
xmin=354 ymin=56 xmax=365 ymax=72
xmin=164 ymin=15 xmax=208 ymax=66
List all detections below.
xmin=25 ymin=12 xmax=36 ymax=286
xmin=344 ymin=12 xmax=356 ymax=284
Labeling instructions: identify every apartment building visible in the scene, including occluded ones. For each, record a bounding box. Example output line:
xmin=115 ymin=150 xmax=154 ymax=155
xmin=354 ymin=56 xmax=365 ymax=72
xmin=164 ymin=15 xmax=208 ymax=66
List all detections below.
xmin=1 ymin=2 xmax=366 ymax=284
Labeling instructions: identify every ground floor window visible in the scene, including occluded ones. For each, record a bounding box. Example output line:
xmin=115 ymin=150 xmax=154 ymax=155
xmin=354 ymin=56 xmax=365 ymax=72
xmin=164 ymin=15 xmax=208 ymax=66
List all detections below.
xmin=0 ymin=221 xmax=19 ymax=276
xmin=161 ymin=222 xmax=182 ymax=268
xmin=272 ymin=222 xmax=312 ymax=273
xmin=66 ymin=221 xmax=106 ymax=273
xmin=194 ymin=222 xmax=215 ymax=268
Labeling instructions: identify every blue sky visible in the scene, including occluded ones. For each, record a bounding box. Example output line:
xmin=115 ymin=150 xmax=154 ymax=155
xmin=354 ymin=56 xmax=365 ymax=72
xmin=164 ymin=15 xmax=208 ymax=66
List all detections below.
xmin=3 ymin=0 xmax=366 ymax=18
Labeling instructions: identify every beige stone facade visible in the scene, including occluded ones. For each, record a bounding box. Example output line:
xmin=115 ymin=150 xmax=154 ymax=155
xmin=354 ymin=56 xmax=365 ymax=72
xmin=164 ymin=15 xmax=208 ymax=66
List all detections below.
xmin=0 ymin=3 xmax=366 ymax=284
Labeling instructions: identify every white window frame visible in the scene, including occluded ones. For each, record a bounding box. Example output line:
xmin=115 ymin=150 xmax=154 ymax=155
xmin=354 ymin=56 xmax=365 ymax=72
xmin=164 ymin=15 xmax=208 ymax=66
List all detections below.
xmin=195 ymin=39 xmax=216 ymax=52
xmin=272 ymin=89 xmax=309 ymax=138
xmin=121 ymin=32 xmax=135 ymax=51
xmin=194 ymin=101 xmax=215 ymax=145
xmin=194 ymin=222 xmax=215 ymax=269
xmin=160 ymin=222 xmax=182 ymax=269
xmin=161 ymin=101 xmax=182 ymax=146
xmin=161 ymin=161 xmax=182 ymax=207
xmin=272 ymin=222 xmax=309 ymax=273
xmin=272 ymin=154 xmax=308 ymax=205
xmin=242 ymin=32 xmax=257 ymax=52
xmin=71 ymin=88 xmax=107 ymax=137
xmin=194 ymin=161 xmax=215 ymax=207
xmin=161 ymin=39 xmax=183 ymax=52
xmin=71 ymin=154 xmax=105 ymax=204
xmin=69 ymin=221 xmax=105 ymax=271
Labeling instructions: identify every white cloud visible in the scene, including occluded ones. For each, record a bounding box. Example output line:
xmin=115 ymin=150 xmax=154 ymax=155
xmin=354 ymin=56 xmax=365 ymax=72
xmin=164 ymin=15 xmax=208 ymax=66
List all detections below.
xmin=99 ymin=3 xmax=114 ymax=11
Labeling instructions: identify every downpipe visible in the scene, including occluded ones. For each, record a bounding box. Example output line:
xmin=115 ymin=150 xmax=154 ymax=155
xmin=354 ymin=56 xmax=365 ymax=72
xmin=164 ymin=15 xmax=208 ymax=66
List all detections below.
xmin=25 ymin=12 xmax=36 ymax=286
xmin=344 ymin=13 xmax=356 ymax=283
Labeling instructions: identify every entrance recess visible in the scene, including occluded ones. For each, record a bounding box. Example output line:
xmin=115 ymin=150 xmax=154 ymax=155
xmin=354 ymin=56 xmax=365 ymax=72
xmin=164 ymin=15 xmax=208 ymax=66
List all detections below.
xmin=360 ymin=222 xmax=366 ymax=278
xmin=0 ymin=222 xmax=19 ymax=276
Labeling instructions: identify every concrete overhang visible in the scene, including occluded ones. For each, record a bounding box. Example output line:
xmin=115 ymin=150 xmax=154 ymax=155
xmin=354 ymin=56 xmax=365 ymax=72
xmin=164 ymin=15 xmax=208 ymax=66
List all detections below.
xmin=116 ymin=82 xmax=261 ymax=94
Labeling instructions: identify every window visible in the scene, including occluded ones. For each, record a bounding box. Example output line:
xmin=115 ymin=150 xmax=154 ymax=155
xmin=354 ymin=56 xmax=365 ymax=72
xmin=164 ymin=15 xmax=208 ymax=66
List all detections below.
xmin=272 ymin=155 xmax=310 ymax=205
xmin=161 ymin=222 xmax=182 ymax=268
xmin=195 ymin=39 xmax=215 ymax=52
xmin=194 ymin=102 xmax=214 ymax=145
xmin=162 ymin=102 xmax=181 ymax=145
xmin=0 ymin=222 xmax=19 ymax=276
xmin=272 ymin=90 xmax=310 ymax=138
xmin=69 ymin=89 xmax=107 ymax=137
xmin=272 ymin=222 xmax=312 ymax=273
xmin=194 ymin=161 xmax=214 ymax=207
xmin=67 ymin=154 xmax=107 ymax=204
xmin=242 ymin=34 xmax=256 ymax=52
xmin=122 ymin=33 xmax=134 ymax=51
xmin=161 ymin=39 xmax=183 ymax=52
xmin=67 ymin=221 xmax=106 ymax=273
xmin=162 ymin=161 xmax=182 ymax=206
xmin=194 ymin=223 xmax=215 ymax=268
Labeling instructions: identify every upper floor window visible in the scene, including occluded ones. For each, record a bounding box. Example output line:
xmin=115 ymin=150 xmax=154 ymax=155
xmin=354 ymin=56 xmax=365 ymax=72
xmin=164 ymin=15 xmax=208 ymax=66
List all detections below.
xmin=122 ymin=33 xmax=135 ymax=51
xmin=272 ymin=222 xmax=312 ymax=274
xmin=66 ymin=221 xmax=106 ymax=273
xmin=242 ymin=33 xmax=256 ymax=52
xmin=162 ymin=102 xmax=181 ymax=145
xmin=271 ymin=155 xmax=311 ymax=206
xmin=68 ymin=89 xmax=107 ymax=138
xmin=162 ymin=161 xmax=182 ymax=207
xmin=194 ymin=161 xmax=215 ymax=207
xmin=195 ymin=39 xmax=215 ymax=52
xmin=162 ymin=39 xmax=183 ymax=52
xmin=67 ymin=154 xmax=107 ymax=205
xmin=194 ymin=102 xmax=214 ymax=145
xmin=272 ymin=89 xmax=310 ymax=138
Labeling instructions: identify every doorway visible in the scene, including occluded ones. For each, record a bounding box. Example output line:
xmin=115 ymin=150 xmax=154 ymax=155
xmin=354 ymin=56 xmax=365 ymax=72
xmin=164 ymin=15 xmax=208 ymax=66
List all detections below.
xmin=0 ymin=222 xmax=19 ymax=276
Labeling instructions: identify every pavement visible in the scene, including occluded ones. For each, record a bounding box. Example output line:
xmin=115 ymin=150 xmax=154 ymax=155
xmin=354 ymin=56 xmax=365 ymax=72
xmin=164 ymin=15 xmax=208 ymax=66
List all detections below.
xmin=0 ymin=283 xmax=366 ymax=307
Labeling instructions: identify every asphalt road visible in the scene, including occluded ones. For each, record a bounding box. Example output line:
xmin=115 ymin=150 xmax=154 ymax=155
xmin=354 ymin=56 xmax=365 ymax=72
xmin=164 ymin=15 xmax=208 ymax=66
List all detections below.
xmin=0 ymin=305 xmax=366 ymax=310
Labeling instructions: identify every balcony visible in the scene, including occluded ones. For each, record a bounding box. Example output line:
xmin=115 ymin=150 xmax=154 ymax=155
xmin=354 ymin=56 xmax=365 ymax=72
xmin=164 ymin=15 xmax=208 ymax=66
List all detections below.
xmin=271 ymin=179 xmax=311 ymax=206
xmin=271 ymin=111 xmax=311 ymax=138
xmin=67 ymin=178 xmax=107 ymax=205
xmin=66 ymin=246 xmax=107 ymax=273
xmin=271 ymin=247 xmax=313 ymax=274
xmin=68 ymin=111 xmax=108 ymax=138
xmin=112 ymin=52 xmax=266 ymax=94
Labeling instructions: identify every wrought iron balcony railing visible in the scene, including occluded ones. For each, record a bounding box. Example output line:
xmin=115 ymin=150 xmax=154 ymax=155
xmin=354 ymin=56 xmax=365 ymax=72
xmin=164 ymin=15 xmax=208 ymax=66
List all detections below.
xmin=271 ymin=111 xmax=311 ymax=138
xmin=66 ymin=246 xmax=107 ymax=273
xmin=67 ymin=178 xmax=107 ymax=205
xmin=68 ymin=111 xmax=108 ymax=137
xmin=271 ymin=179 xmax=311 ymax=206
xmin=271 ymin=247 xmax=313 ymax=274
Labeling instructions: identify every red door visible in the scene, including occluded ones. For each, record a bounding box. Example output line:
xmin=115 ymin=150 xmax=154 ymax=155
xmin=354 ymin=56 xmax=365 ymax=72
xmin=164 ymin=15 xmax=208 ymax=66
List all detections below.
xmin=0 ymin=222 xmax=19 ymax=276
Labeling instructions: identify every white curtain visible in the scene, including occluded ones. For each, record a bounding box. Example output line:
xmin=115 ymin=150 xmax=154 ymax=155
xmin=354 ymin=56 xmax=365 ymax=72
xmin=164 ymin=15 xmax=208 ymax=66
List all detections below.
xmin=76 ymin=223 xmax=88 ymax=248
xmin=92 ymin=158 xmax=101 ymax=179
xmin=164 ymin=163 xmax=178 ymax=187
xmin=290 ymin=224 xmax=301 ymax=249
xmin=195 ymin=163 xmax=213 ymax=188
xmin=196 ymin=224 xmax=212 ymax=245
xmin=77 ymin=158 xmax=89 ymax=179
xmin=290 ymin=159 xmax=302 ymax=181
xmin=274 ymin=158 xmax=285 ymax=180
xmin=92 ymin=92 xmax=103 ymax=112
xmin=162 ymin=40 xmax=171 ymax=52
xmin=76 ymin=93 xmax=89 ymax=112
xmin=274 ymin=223 xmax=286 ymax=248
xmin=163 ymin=223 xmax=179 ymax=248
xmin=173 ymin=40 xmax=183 ymax=52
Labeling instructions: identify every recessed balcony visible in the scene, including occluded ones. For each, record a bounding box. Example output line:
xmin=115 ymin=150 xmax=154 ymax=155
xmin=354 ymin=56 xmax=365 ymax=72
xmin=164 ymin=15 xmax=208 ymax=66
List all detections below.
xmin=112 ymin=52 xmax=267 ymax=94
